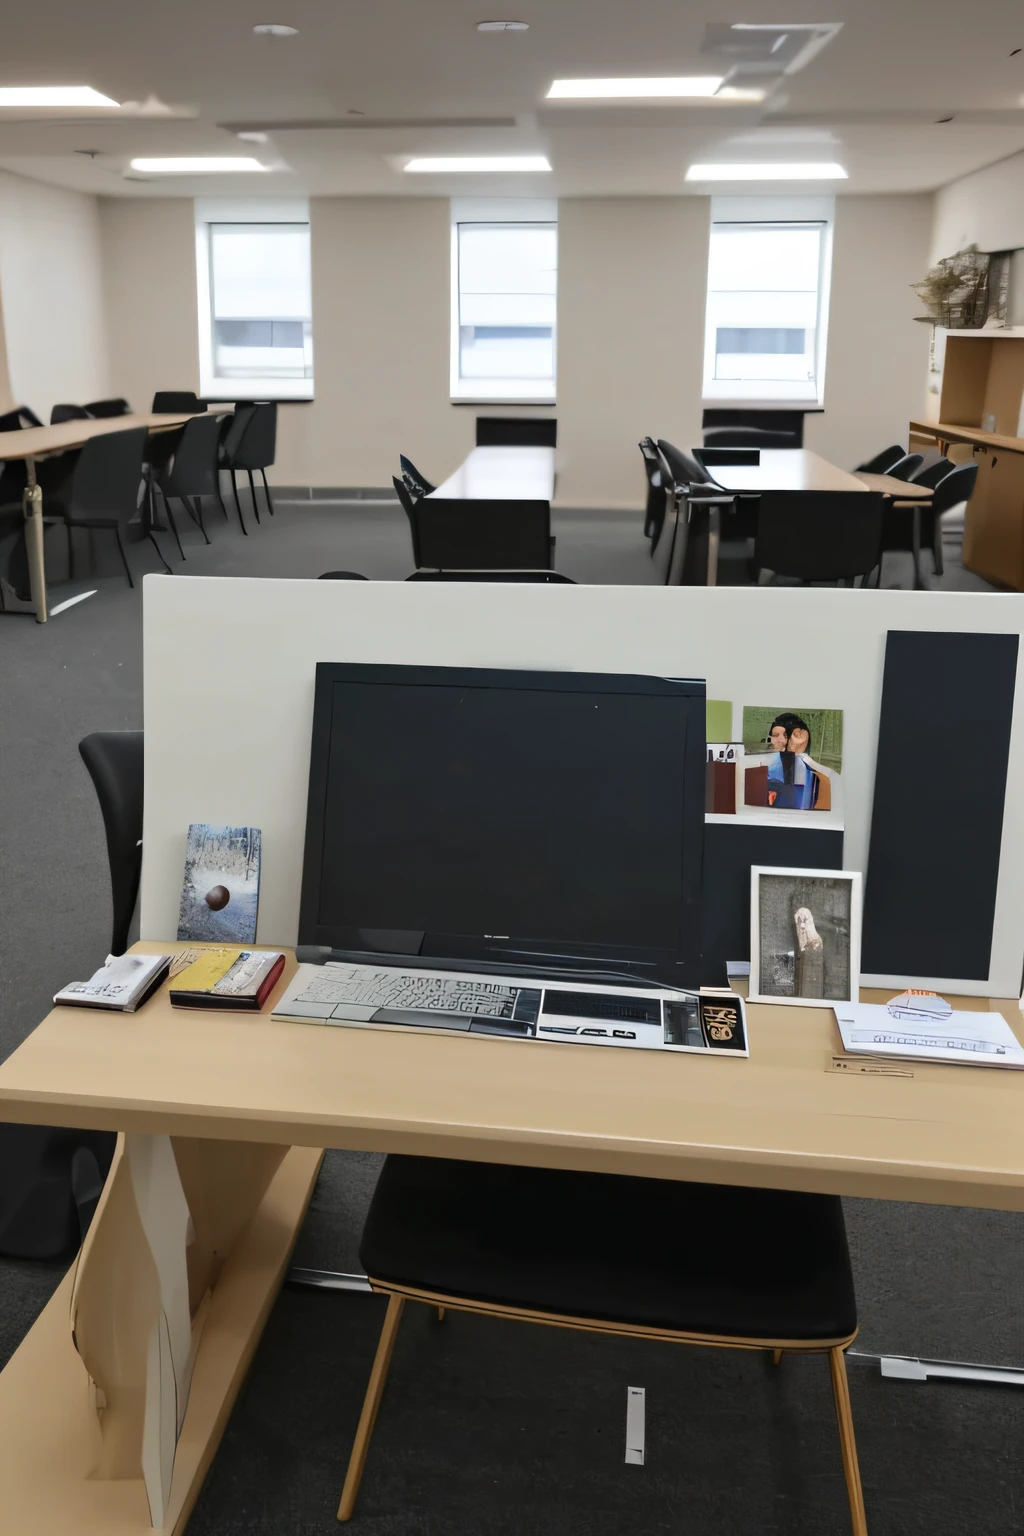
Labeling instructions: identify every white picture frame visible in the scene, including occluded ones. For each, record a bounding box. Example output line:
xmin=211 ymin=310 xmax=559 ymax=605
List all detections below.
xmin=749 ymin=866 xmax=862 ymax=1008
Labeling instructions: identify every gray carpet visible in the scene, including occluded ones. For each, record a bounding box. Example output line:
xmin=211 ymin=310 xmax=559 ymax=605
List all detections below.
xmin=0 ymin=492 xmax=1019 ymax=1535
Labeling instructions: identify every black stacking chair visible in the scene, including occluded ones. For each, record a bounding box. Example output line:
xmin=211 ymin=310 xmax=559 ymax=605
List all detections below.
xmin=650 ymin=443 xmax=685 ymax=584
xmin=657 ymin=439 xmax=740 ymax=585
xmin=0 ymin=404 xmax=43 ymax=430
xmin=217 ymin=407 xmax=255 ymax=534
xmin=153 ymin=413 xmax=226 ymax=555
xmin=853 ymin=444 xmax=904 ymax=474
xmin=392 ymin=476 xmax=422 ymax=566
xmin=406 ymin=569 xmax=574 ymax=582
xmin=399 ymin=454 xmax=436 ymax=498
xmin=51 ymin=426 xmax=156 ymax=586
xmin=883 ymin=462 xmax=977 ymax=588
xmin=702 ymin=425 xmax=797 ymax=449
xmin=222 ymin=402 xmax=277 ymax=525
xmin=412 ymin=497 xmax=552 ymax=571
xmin=755 ymin=490 xmax=886 ymax=586
xmin=909 ymin=456 xmax=953 ymax=487
xmin=882 ymin=453 xmax=924 ymax=482
xmin=638 ymin=438 xmax=663 ymax=538
xmin=152 ymin=390 xmax=200 ymax=412
xmin=78 ymin=731 xmax=144 ymax=955
xmin=85 ymin=398 xmax=131 ymax=418
xmin=50 ymin=403 xmax=92 ymax=424
xmin=337 ymin=1158 xmax=866 ymax=1535
xmin=319 ymin=571 xmax=369 ymax=579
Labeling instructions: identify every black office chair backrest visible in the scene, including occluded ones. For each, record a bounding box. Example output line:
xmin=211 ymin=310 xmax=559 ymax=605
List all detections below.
xmin=908 ymin=456 xmax=953 ymax=488
xmin=68 ymin=426 xmax=148 ymax=521
xmin=51 ymin=403 xmax=92 ymax=424
xmin=884 ymin=453 xmax=924 ymax=482
xmin=319 ymin=570 xmax=370 ymax=579
xmin=78 ymin=730 xmax=144 ymax=956
xmin=929 ymin=461 xmax=978 ymax=514
xmin=85 ymin=398 xmax=131 ymax=418
xmin=219 ymin=404 xmax=256 ymax=464
xmin=476 ymin=416 xmax=557 ymax=447
xmin=638 ymin=438 xmax=661 ymax=486
xmin=638 ymin=438 xmax=663 ymax=540
xmin=755 ymin=491 xmax=886 ymax=582
xmin=702 ymin=425 xmax=797 ymax=449
xmin=406 ymin=569 xmax=574 ymax=583
xmin=413 ymin=498 xmax=551 ymax=570
xmin=152 ymin=390 xmax=199 ymax=413
xmin=393 ymin=475 xmax=422 ymax=566
xmin=0 ymin=404 xmax=43 ymax=431
xmin=160 ymin=413 xmax=222 ymax=498
xmin=228 ymin=402 xmax=277 ymax=470
xmin=853 ymin=444 xmax=904 ymax=474
xmin=399 ymin=454 xmax=436 ymax=498
xmin=657 ymin=438 xmax=710 ymax=487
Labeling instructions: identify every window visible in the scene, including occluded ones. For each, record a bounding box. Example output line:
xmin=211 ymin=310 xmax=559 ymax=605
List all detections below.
xmin=196 ymin=201 xmax=313 ymax=399
xmin=702 ymin=206 xmax=832 ymax=403
xmin=451 ymin=203 xmax=557 ymax=401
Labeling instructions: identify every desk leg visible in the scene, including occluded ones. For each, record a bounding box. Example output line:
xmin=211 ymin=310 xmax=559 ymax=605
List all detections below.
xmin=23 ymin=459 xmax=48 ymax=623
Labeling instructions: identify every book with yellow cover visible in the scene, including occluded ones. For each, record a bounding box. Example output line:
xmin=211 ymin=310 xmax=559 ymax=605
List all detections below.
xmin=168 ymin=948 xmax=285 ymax=1011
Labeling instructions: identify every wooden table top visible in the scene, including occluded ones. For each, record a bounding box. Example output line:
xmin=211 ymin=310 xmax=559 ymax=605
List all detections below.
xmin=0 ymin=944 xmax=1021 ymax=1211
xmin=705 ymin=450 xmax=869 ymax=494
xmin=910 ymin=420 xmax=1024 ymax=455
xmin=855 ymin=471 xmax=933 ymax=498
xmin=429 ymin=445 xmax=556 ymax=501
xmin=0 ymin=410 xmax=227 ymax=462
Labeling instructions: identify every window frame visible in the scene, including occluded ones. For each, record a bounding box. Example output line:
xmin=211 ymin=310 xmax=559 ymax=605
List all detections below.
xmin=701 ymin=196 xmax=834 ymax=408
xmin=195 ymin=198 xmax=314 ymax=401
xmin=449 ymin=198 xmax=558 ymax=405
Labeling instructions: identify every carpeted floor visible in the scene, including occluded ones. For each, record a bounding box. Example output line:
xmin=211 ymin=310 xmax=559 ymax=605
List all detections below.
xmin=0 ymin=492 xmax=1019 ymax=1535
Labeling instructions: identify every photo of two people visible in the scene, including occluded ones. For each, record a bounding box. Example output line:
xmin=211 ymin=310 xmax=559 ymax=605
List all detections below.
xmin=742 ymin=707 xmax=843 ymax=812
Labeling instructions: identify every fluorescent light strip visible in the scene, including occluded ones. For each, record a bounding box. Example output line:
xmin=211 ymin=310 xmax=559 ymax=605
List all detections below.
xmin=547 ymin=76 xmax=722 ymax=99
xmin=685 ymin=162 xmax=848 ymax=181
xmin=403 ymin=155 xmax=551 ymax=173
xmin=130 ymin=157 xmax=268 ymax=173
xmin=0 ymin=86 xmax=119 ymax=107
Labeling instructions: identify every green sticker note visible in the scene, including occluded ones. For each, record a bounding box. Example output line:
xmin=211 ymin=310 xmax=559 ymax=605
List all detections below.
xmin=706 ymin=700 xmax=733 ymax=743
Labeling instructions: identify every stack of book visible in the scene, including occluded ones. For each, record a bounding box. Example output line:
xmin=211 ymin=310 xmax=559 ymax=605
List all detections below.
xmin=169 ymin=948 xmax=285 ymax=1011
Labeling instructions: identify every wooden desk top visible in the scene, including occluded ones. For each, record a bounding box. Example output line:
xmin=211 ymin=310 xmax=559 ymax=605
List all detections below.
xmin=909 ymin=420 xmax=1024 ymax=455
xmin=429 ymin=445 xmax=555 ymax=501
xmin=855 ymin=471 xmax=933 ymax=498
xmin=704 ymin=449 xmax=868 ymax=494
xmin=0 ymin=410 xmax=227 ymax=463
xmin=0 ymin=945 xmax=1021 ymax=1211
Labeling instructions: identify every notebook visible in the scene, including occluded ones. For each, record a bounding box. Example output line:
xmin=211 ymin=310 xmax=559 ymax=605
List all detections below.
xmin=168 ymin=948 xmax=285 ymax=1011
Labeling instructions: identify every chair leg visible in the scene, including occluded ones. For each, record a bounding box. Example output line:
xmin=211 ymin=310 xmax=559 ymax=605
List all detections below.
xmin=259 ymin=466 xmax=275 ymax=517
xmin=247 ymin=468 xmax=261 ymax=525
xmin=337 ymin=1294 xmax=406 ymax=1522
xmin=829 ymin=1347 xmax=868 ymax=1536
xmin=191 ymin=495 xmax=211 ymax=544
xmin=932 ymin=519 xmax=944 ymax=578
xmin=65 ymin=520 xmax=74 ymax=581
xmin=113 ymin=525 xmax=134 ymax=589
xmin=231 ymin=470 xmax=248 ymax=536
xmin=148 ymin=529 xmax=172 ymax=574
xmin=216 ymin=485 xmax=230 ymax=521
xmin=162 ymin=492 xmax=186 ymax=561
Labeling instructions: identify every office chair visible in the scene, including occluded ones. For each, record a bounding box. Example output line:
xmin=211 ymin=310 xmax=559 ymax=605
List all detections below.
xmin=319 ymin=571 xmax=370 ymax=579
xmin=909 ymin=456 xmax=953 ymax=487
xmin=637 ymin=438 xmax=663 ymax=539
xmin=882 ymin=453 xmax=924 ymax=482
xmin=0 ymin=404 xmax=43 ymax=430
xmin=78 ymin=730 xmax=144 ymax=955
xmin=51 ymin=426 xmax=157 ymax=587
xmin=853 ymin=444 xmax=904 ymax=474
xmin=755 ymin=490 xmax=886 ymax=587
xmin=50 ymin=403 xmax=92 ymax=424
xmin=154 ymin=413 xmax=227 ymax=553
xmin=399 ymin=454 xmax=436 ymax=498
xmin=85 ymin=398 xmax=131 ymax=418
xmin=406 ymin=569 xmax=574 ymax=582
xmin=413 ymin=497 xmax=553 ymax=571
xmin=392 ymin=476 xmax=422 ymax=566
xmin=702 ymin=425 xmax=797 ymax=449
xmin=882 ymin=461 xmax=977 ymax=587
xmin=337 ymin=1157 xmax=866 ymax=1535
xmin=657 ymin=440 xmax=739 ymax=584
xmin=152 ymin=390 xmax=200 ymax=413
xmin=476 ymin=416 xmax=557 ymax=447
xmin=223 ymin=402 xmax=277 ymax=524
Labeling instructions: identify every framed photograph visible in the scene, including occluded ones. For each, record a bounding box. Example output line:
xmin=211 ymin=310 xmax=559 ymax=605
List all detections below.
xmin=749 ymin=866 xmax=862 ymax=1008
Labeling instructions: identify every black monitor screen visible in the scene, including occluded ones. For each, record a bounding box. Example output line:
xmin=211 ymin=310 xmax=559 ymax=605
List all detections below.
xmin=299 ymin=664 xmax=705 ymax=984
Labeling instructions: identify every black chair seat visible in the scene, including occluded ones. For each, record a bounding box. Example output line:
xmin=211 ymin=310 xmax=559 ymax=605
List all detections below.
xmin=361 ymin=1155 xmax=857 ymax=1342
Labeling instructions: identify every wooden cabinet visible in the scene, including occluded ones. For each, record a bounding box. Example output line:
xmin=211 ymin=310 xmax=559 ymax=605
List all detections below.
xmin=961 ymin=447 xmax=1024 ymax=589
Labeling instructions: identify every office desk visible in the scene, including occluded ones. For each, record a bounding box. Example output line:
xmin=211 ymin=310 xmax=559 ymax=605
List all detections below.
xmin=429 ymin=445 xmax=556 ymax=501
xmin=1 ymin=943 xmax=1021 ymax=1532
xmin=0 ymin=412 xmax=223 ymax=622
xmin=708 ymin=449 xmax=868 ymax=495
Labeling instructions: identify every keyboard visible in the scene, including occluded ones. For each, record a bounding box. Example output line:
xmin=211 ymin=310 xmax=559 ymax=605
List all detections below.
xmin=287 ymin=965 xmax=533 ymax=1021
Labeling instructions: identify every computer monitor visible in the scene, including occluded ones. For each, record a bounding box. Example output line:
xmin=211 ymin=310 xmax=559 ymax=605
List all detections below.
xmin=299 ymin=663 xmax=706 ymax=986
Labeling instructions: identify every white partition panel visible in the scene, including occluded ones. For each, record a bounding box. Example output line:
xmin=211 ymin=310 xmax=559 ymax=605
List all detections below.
xmin=142 ymin=577 xmax=1024 ymax=996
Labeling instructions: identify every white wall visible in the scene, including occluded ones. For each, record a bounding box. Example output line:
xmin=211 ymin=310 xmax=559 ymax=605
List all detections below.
xmin=0 ymin=170 xmax=110 ymax=420
xmin=806 ymin=194 xmax=933 ymax=468
xmin=930 ymin=152 xmax=1024 ymax=261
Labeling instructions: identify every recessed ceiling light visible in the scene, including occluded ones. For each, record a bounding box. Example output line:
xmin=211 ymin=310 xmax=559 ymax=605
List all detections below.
xmin=237 ymin=130 xmax=269 ymax=143
xmin=130 ymin=156 xmax=269 ymax=173
xmin=403 ymin=155 xmax=551 ymax=173
xmin=252 ymin=23 xmax=297 ymax=37
xmin=547 ymin=77 xmax=723 ymax=99
xmin=477 ymin=19 xmax=529 ymax=30
xmin=714 ymin=85 xmax=767 ymax=103
xmin=685 ymin=162 xmax=848 ymax=181
xmin=0 ymin=86 xmax=119 ymax=108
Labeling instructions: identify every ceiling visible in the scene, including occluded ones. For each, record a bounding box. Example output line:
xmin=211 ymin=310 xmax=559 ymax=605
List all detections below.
xmin=0 ymin=0 xmax=1021 ymax=199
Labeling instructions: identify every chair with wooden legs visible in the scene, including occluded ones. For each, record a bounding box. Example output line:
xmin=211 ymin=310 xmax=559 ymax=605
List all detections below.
xmin=337 ymin=1157 xmax=868 ymax=1534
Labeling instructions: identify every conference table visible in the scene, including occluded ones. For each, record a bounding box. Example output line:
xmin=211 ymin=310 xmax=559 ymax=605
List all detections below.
xmin=0 ymin=411 xmax=221 ymax=622
xmin=428 ymin=445 xmax=556 ymax=501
